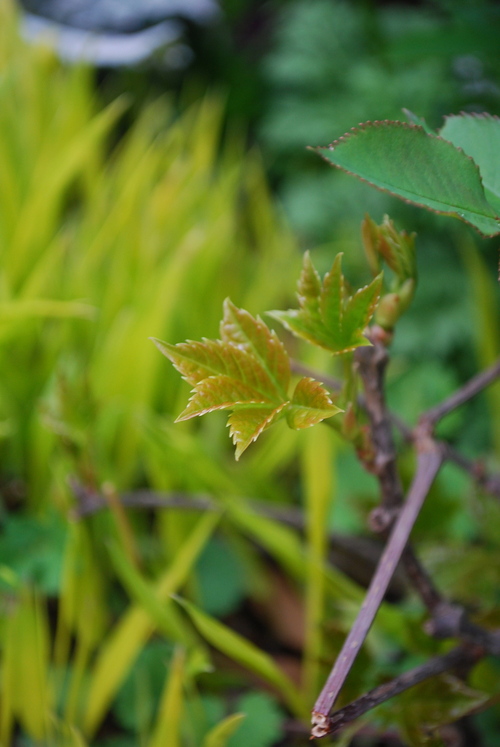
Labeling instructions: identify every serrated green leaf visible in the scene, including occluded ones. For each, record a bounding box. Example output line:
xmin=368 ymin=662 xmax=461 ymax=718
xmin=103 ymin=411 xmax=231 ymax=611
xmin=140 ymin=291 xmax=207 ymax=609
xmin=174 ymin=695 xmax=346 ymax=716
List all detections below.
xmin=320 ymin=254 xmax=344 ymax=339
xmin=269 ymin=309 xmax=331 ymax=349
xmin=152 ymin=305 xmax=294 ymax=458
xmin=178 ymin=376 xmax=272 ymax=420
xmin=314 ymin=121 xmax=500 ymax=236
xmin=297 ymin=252 xmax=322 ymax=314
xmin=342 ymin=271 xmax=383 ymax=343
xmin=220 ymin=299 xmax=290 ymax=397
xmin=153 ymin=299 xmax=342 ymax=457
xmin=362 ymin=214 xmax=416 ymax=282
xmin=173 ymin=596 xmax=305 ymax=717
xmin=287 ymin=377 xmax=342 ymax=429
xmin=151 ymin=338 xmax=271 ymax=390
xmin=269 ymin=253 xmax=382 ymax=354
xmin=439 ymin=113 xmax=500 ymax=215
xmin=228 ymin=403 xmax=289 ymax=460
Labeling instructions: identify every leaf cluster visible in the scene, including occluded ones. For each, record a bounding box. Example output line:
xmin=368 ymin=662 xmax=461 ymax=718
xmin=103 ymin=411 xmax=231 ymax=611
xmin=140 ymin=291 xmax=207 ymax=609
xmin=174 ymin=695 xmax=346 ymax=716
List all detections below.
xmin=153 ymin=299 xmax=341 ymax=459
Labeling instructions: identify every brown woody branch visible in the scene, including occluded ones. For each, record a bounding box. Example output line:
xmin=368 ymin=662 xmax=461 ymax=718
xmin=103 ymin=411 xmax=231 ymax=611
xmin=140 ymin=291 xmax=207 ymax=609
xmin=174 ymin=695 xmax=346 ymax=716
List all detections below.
xmin=311 ymin=446 xmax=443 ymax=737
xmin=421 ymin=357 xmax=500 ymax=427
xmin=312 ymin=342 xmax=500 ymax=739
xmin=354 ymin=342 xmax=444 ymax=612
xmin=317 ymin=643 xmax=484 ymax=739
xmin=292 ymin=358 xmax=500 ymax=504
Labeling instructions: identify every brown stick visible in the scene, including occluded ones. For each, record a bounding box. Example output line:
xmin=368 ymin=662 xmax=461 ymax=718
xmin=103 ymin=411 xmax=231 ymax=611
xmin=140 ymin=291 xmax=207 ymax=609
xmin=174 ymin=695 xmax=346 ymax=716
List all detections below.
xmin=421 ymin=357 xmax=500 ymax=426
xmin=292 ymin=359 xmax=500 ymax=504
xmin=317 ymin=643 xmax=483 ymax=739
xmin=311 ymin=447 xmax=443 ymax=737
xmin=354 ymin=343 xmax=403 ymax=512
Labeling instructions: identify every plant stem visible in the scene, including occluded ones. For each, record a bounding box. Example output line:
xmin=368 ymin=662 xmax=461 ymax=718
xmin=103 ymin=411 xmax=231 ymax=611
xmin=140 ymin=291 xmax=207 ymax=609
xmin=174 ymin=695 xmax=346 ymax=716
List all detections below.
xmin=355 ymin=343 xmax=403 ymax=512
xmin=316 ymin=643 xmax=483 ymax=739
xmin=421 ymin=357 xmax=500 ymax=426
xmin=311 ymin=447 xmax=443 ymax=736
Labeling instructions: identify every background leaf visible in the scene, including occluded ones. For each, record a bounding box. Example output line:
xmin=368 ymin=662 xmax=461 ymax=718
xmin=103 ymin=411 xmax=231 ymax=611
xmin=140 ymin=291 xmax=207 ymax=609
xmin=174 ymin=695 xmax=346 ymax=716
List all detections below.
xmin=174 ymin=596 xmax=305 ymax=717
xmin=203 ymin=713 xmax=246 ymax=747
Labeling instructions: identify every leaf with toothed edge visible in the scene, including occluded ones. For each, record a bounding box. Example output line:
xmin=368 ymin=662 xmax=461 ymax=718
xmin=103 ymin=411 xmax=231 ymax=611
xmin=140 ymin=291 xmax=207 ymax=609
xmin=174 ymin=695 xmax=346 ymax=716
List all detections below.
xmin=151 ymin=299 xmax=341 ymax=459
xmin=313 ymin=120 xmax=500 ymax=237
xmin=438 ymin=112 xmax=500 ymax=216
xmin=287 ymin=377 xmax=342 ymax=429
xmin=269 ymin=252 xmax=382 ymax=355
xmin=220 ymin=299 xmax=290 ymax=398
xmin=228 ymin=404 xmax=289 ymax=460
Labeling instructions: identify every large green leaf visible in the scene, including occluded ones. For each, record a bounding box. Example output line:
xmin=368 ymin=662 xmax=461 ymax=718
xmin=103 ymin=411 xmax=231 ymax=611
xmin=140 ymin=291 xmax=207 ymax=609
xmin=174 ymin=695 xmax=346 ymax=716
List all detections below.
xmin=314 ymin=121 xmax=500 ymax=236
xmin=439 ymin=113 xmax=500 ymax=215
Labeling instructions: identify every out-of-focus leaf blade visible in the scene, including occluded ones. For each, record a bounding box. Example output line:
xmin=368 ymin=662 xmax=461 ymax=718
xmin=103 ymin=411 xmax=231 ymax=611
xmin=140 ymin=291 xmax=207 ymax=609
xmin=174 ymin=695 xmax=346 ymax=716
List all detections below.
xmin=203 ymin=713 xmax=246 ymax=747
xmin=0 ymin=299 xmax=95 ymax=320
xmin=106 ymin=538 xmax=199 ymax=648
xmin=174 ymin=597 xmax=305 ymax=717
xmin=148 ymin=648 xmax=186 ymax=747
xmin=83 ymin=512 xmax=218 ymax=737
xmin=314 ymin=121 xmax=500 ymax=236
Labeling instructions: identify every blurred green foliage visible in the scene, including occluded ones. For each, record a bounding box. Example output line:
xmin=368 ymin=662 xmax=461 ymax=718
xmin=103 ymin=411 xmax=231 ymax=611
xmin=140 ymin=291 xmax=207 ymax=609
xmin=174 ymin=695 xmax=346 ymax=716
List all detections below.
xmin=2 ymin=0 xmax=500 ymax=745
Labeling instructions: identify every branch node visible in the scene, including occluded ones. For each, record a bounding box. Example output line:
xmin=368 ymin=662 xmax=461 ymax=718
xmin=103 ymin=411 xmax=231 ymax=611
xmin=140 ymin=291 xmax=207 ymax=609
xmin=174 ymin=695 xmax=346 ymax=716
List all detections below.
xmin=425 ymin=603 xmax=465 ymax=639
xmin=311 ymin=712 xmax=330 ymax=739
xmin=369 ymin=505 xmax=399 ymax=533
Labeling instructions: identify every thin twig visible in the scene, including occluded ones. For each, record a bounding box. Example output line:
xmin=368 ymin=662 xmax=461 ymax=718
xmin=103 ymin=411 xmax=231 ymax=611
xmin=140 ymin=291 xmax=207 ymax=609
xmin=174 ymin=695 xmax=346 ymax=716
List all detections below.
xmin=311 ymin=447 xmax=443 ymax=737
xmin=421 ymin=358 xmax=500 ymax=426
xmin=354 ymin=344 xmax=403 ymax=512
xmin=400 ymin=546 xmax=442 ymax=612
xmin=293 ymin=358 xmax=500 ymax=503
xmin=317 ymin=643 xmax=483 ymax=739
xmin=425 ymin=602 xmax=500 ymax=656
xmin=354 ymin=344 xmax=445 ymax=613
xmin=439 ymin=443 xmax=500 ymax=499
xmin=70 ymin=480 xmax=408 ymax=598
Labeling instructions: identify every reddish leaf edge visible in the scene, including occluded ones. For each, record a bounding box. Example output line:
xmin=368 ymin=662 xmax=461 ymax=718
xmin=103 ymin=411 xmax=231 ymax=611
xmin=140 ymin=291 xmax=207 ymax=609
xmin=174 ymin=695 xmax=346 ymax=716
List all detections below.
xmin=441 ymin=111 xmax=500 ymax=126
xmin=310 ymin=119 xmax=500 ymax=238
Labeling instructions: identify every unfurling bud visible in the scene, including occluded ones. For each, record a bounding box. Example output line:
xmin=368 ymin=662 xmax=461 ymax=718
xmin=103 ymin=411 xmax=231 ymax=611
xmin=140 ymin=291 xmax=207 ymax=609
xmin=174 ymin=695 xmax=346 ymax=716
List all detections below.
xmin=362 ymin=214 xmax=417 ymax=283
xmin=375 ymin=278 xmax=415 ymax=330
